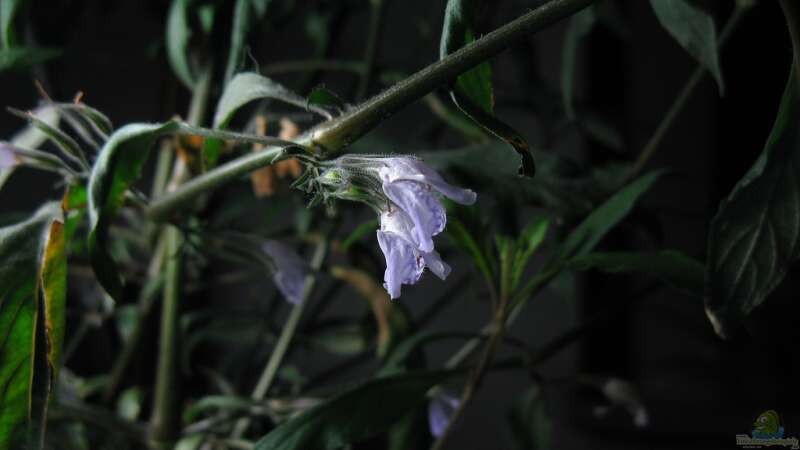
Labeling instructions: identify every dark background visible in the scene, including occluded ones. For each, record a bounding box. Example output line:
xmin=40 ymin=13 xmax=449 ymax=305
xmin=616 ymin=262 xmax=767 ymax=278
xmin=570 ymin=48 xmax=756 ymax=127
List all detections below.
xmin=1 ymin=0 xmax=798 ymax=449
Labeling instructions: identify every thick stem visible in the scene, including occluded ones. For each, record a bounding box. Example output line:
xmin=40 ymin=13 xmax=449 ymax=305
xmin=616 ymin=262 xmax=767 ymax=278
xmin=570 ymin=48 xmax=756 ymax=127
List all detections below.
xmin=230 ymin=240 xmax=328 ymax=439
xmin=145 ymin=0 xmax=595 ymax=220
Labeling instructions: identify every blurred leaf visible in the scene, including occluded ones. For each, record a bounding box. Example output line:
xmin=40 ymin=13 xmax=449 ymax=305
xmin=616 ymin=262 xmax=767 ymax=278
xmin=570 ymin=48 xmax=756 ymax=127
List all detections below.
xmin=116 ymin=386 xmax=143 ymax=420
xmin=307 ymin=85 xmax=345 ymax=117
xmin=507 ymin=385 xmax=550 ymax=450
xmin=0 ymin=0 xmax=25 ymax=48
xmin=214 ymin=72 xmax=329 ymax=128
xmin=0 ymin=47 xmax=58 ymax=72
xmin=569 ymin=250 xmax=704 ymax=296
xmin=554 ymin=170 xmax=663 ymax=263
xmin=166 ymin=0 xmax=195 ymax=89
xmin=561 ymin=6 xmax=596 ymax=119
xmin=650 ymin=0 xmax=724 ymax=94
xmin=87 ymin=122 xmax=178 ymax=300
xmin=8 ymin=107 xmax=87 ymax=168
xmin=511 ymin=217 xmax=549 ymax=291
xmin=380 ymin=331 xmax=469 ymax=376
xmin=446 ymin=218 xmax=494 ymax=287
xmin=2 ymin=106 xmax=60 ymax=192
xmin=339 ymin=219 xmax=378 ymax=252
xmin=253 ymin=370 xmax=458 ymax=450
xmin=184 ymin=395 xmax=258 ymax=422
xmin=225 ymin=0 xmax=274 ymax=83
xmin=0 ymin=203 xmax=65 ymax=450
xmin=387 ymin=406 xmax=431 ymax=450
xmin=88 ymin=121 xmax=302 ymax=299
xmin=309 ymin=325 xmax=368 ymax=355
xmin=706 ymin=70 xmax=800 ymax=338
xmin=439 ymin=0 xmax=534 ymax=176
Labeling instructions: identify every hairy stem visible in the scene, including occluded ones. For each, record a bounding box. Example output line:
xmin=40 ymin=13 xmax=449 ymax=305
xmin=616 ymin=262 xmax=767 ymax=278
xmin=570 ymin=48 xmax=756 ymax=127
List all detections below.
xmin=146 ymin=0 xmax=594 ymax=220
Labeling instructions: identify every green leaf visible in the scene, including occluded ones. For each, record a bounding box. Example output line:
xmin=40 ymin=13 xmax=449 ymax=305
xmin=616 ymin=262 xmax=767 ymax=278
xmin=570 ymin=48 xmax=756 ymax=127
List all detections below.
xmin=8 ymin=107 xmax=87 ymax=168
xmin=649 ymin=0 xmax=724 ymax=94
xmin=446 ymin=218 xmax=494 ymax=287
xmin=253 ymin=370 xmax=457 ymax=450
xmin=569 ymin=250 xmax=704 ymax=296
xmin=0 ymin=0 xmax=25 ymax=48
xmin=306 ymin=85 xmax=345 ymax=117
xmin=705 ymin=70 xmax=800 ymax=338
xmin=507 ymin=385 xmax=550 ymax=450
xmin=0 ymin=47 xmax=59 ymax=72
xmin=561 ymin=6 xmax=596 ymax=119
xmin=214 ymin=72 xmax=330 ymax=128
xmin=554 ymin=170 xmax=663 ymax=263
xmin=0 ymin=203 xmax=66 ymax=450
xmin=439 ymin=0 xmax=535 ymax=177
xmin=511 ymin=217 xmax=549 ymax=291
xmin=225 ymin=0 xmax=273 ymax=83
xmin=1 ymin=106 xmax=59 ymax=193
xmin=166 ymin=0 xmax=196 ymax=90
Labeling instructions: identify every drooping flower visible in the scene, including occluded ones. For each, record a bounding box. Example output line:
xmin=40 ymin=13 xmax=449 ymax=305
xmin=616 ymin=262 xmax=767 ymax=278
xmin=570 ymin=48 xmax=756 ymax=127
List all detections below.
xmin=261 ymin=240 xmax=308 ymax=304
xmin=314 ymin=155 xmax=476 ymax=299
xmin=428 ymin=391 xmax=460 ymax=437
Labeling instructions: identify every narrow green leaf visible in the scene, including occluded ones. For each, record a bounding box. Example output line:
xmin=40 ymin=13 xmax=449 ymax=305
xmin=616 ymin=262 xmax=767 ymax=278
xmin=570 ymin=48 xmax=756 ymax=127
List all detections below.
xmin=650 ymin=0 xmax=724 ymax=94
xmin=705 ymin=70 xmax=800 ymax=338
xmin=569 ymin=250 xmax=704 ymax=296
xmin=507 ymin=385 xmax=550 ymax=450
xmin=253 ymin=370 xmax=458 ymax=450
xmin=561 ymin=6 xmax=596 ymax=119
xmin=511 ymin=217 xmax=549 ymax=291
xmin=1 ymin=106 xmax=59 ymax=192
xmin=0 ymin=47 xmax=58 ymax=72
xmin=166 ymin=0 xmax=195 ymax=90
xmin=0 ymin=203 xmax=65 ymax=450
xmin=555 ymin=171 xmax=663 ymax=263
xmin=0 ymin=0 xmax=25 ymax=48
xmin=8 ymin=107 xmax=87 ymax=168
xmin=439 ymin=0 xmax=535 ymax=177
xmin=446 ymin=218 xmax=494 ymax=287
xmin=225 ymin=0 xmax=273 ymax=83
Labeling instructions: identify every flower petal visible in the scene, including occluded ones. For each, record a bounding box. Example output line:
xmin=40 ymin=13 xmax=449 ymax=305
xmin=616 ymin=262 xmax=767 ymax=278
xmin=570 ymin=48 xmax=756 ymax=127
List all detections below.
xmin=261 ymin=240 xmax=308 ymax=304
xmin=422 ymin=250 xmax=451 ymax=280
xmin=381 ymin=157 xmax=477 ymax=205
xmin=377 ymin=230 xmax=424 ymax=299
xmin=382 ymin=180 xmax=445 ymax=252
xmin=428 ymin=392 xmax=460 ymax=438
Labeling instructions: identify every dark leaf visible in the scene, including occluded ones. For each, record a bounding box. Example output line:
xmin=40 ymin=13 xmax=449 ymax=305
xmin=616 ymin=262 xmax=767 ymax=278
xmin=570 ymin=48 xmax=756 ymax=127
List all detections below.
xmin=705 ymin=70 xmax=800 ymax=337
xmin=225 ymin=0 xmax=274 ymax=83
xmin=439 ymin=0 xmax=534 ymax=176
xmin=0 ymin=47 xmax=58 ymax=72
xmin=649 ymin=0 xmax=724 ymax=94
xmin=253 ymin=370 xmax=458 ymax=450
xmin=166 ymin=0 xmax=195 ymax=89
xmin=554 ymin=171 xmax=663 ymax=263
xmin=561 ymin=6 xmax=596 ymax=119
xmin=569 ymin=250 xmax=704 ymax=296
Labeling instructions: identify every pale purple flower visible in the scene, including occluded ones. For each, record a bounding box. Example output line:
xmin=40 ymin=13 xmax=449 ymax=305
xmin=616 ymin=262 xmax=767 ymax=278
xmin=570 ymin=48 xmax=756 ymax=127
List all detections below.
xmin=428 ymin=392 xmax=460 ymax=437
xmin=261 ymin=240 xmax=308 ymax=304
xmin=377 ymin=209 xmax=451 ymax=299
xmin=375 ymin=157 xmax=475 ymax=299
xmin=379 ymin=157 xmax=476 ymax=253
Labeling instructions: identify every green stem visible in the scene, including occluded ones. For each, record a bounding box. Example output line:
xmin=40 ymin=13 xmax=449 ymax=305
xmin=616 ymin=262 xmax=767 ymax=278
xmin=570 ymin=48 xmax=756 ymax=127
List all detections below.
xmin=149 ymin=226 xmax=182 ymax=447
xmin=781 ymin=0 xmax=800 ymax=79
xmin=355 ymin=0 xmax=386 ymax=100
xmin=145 ymin=0 xmax=595 ymax=220
xmin=626 ymin=4 xmax=750 ymax=182
xmin=230 ymin=240 xmax=328 ymax=439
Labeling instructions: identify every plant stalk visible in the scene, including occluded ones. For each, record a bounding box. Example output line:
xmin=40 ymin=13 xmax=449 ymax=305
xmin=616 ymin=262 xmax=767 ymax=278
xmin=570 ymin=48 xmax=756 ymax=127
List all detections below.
xmin=146 ymin=0 xmax=595 ymax=220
